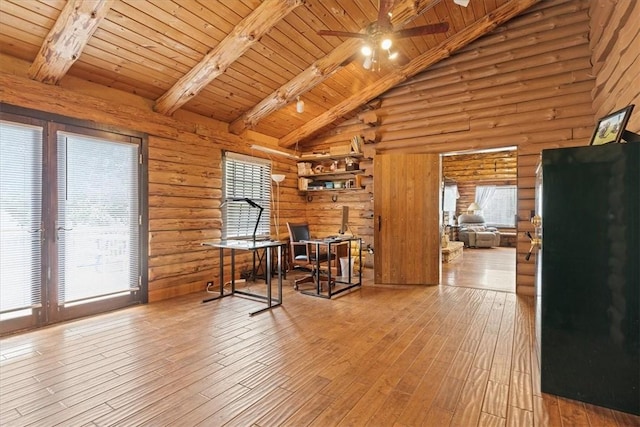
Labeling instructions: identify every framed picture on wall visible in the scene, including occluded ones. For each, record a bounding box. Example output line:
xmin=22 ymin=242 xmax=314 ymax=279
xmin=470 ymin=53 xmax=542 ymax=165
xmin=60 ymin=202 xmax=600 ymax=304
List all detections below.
xmin=589 ymin=105 xmax=635 ymax=145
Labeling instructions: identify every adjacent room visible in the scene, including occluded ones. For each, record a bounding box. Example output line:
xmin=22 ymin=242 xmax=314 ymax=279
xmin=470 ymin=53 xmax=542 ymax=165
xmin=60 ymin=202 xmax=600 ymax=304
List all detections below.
xmin=1 ymin=0 xmax=638 ymax=425
xmin=441 ymin=148 xmax=517 ymax=293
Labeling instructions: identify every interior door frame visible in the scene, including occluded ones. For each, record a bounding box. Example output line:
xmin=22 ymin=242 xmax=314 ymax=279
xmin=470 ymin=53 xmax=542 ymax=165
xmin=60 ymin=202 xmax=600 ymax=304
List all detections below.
xmin=440 ymin=146 xmax=518 ymax=293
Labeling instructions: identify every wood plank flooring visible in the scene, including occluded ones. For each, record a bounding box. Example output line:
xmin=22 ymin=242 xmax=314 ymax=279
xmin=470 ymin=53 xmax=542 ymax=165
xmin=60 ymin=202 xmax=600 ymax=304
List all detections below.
xmin=442 ymin=247 xmax=515 ymax=294
xmin=1 ymin=273 xmax=638 ymax=426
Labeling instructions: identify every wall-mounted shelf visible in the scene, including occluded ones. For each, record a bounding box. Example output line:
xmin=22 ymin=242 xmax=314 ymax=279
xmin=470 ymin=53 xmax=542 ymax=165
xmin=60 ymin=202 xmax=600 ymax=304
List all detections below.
xmin=299 ymin=170 xmax=364 ymax=179
xmin=298 ymin=153 xmax=366 ymax=192
xmin=298 ymin=152 xmax=364 ymax=162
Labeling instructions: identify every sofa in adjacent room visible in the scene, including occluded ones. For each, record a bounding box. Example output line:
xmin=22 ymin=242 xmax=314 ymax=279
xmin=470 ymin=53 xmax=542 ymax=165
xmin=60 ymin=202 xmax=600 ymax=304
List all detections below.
xmin=457 ymin=213 xmax=501 ymax=248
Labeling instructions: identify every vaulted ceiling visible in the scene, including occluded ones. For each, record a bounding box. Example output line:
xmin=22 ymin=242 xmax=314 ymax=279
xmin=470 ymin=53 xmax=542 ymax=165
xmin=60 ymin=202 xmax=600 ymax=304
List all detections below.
xmin=0 ymin=0 xmax=537 ymax=149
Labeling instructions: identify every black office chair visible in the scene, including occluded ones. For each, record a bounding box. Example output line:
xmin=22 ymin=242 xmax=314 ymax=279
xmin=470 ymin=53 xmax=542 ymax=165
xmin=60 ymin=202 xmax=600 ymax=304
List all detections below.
xmin=286 ymin=222 xmax=334 ymax=289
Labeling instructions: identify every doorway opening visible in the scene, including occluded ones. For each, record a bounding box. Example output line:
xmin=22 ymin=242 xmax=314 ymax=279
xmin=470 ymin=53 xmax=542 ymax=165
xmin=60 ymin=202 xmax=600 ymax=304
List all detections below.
xmin=440 ymin=147 xmax=517 ymax=293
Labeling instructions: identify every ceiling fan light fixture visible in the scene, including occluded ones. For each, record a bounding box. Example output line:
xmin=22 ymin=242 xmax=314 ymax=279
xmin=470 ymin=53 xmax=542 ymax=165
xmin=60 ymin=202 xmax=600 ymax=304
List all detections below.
xmin=387 ymin=50 xmax=398 ymax=60
xmin=363 ymin=56 xmax=373 ymax=70
xmin=380 ymin=38 xmax=392 ymax=50
xmin=361 ymin=45 xmax=372 ymax=56
xmin=454 ymin=0 xmax=470 ymax=7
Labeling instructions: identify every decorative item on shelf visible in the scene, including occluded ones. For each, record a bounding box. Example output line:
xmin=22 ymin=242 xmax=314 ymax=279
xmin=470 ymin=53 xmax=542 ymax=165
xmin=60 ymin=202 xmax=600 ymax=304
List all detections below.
xmin=350 ymin=135 xmax=363 ymax=154
xmin=297 ymin=162 xmax=312 ymax=175
xmin=345 ymin=157 xmax=359 ymax=171
xmin=298 ymin=177 xmax=309 ymax=191
xmin=314 ymin=164 xmax=325 ymax=174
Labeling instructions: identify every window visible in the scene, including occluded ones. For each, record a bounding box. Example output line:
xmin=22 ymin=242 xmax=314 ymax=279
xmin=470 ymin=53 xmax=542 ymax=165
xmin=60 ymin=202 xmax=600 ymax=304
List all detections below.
xmin=223 ymin=152 xmax=272 ymax=240
xmin=476 ymin=185 xmax=517 ymax=227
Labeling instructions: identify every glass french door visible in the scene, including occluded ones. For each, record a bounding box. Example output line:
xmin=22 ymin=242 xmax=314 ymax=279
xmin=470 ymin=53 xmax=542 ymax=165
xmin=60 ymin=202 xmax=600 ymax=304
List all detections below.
xmin=0 ymin=114 xmax=144 ymax=334
xmin=53 ymin=129 xmax=142 ymax=322
xmin=0 ymin=118 xmax=44 ymax=332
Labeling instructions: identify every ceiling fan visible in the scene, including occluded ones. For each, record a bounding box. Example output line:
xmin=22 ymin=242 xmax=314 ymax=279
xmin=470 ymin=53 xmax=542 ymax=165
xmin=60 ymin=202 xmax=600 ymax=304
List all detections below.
xmin=317 ymin=0 xmax=449 ymax=70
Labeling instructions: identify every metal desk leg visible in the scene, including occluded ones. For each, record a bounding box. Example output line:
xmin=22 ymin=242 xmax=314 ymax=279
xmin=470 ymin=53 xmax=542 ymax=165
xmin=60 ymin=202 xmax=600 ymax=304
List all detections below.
xmin=203 ymin=246 xmax=229 ymax=303
xmin=249 ymin=244 xmax=283 ymax=316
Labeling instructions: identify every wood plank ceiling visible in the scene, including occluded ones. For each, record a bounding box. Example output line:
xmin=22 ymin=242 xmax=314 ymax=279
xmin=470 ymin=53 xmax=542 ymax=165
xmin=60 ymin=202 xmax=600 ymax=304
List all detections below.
xmin=0 ymin=0 xmax=534 ymax=149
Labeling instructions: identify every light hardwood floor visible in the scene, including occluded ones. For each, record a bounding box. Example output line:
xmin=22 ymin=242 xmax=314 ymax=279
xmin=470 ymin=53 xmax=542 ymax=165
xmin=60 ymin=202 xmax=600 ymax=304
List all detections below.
xmin=1 ymin=273 xmax=638 ymax=426
xmin=442 ymin=247 xmax=516 ymax=293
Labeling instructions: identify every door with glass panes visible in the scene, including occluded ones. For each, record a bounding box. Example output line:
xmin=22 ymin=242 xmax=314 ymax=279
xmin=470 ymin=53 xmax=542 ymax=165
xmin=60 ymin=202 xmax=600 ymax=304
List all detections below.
xmin=0 ymin=115 xmax=144 ymax=334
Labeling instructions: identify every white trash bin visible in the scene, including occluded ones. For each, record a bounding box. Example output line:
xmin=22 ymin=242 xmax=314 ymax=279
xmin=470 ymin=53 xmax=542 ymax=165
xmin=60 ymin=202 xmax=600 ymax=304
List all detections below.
xmin=339 ymin=257 xmax=356 ymax=277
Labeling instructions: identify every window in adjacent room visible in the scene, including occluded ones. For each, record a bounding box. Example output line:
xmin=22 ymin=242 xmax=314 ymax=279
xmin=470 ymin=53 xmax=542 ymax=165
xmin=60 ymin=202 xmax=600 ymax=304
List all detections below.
xmin=477 ymin=185 xmax=517 ymax=227
xmin=222 ymin=152 xmax=272 ymax=240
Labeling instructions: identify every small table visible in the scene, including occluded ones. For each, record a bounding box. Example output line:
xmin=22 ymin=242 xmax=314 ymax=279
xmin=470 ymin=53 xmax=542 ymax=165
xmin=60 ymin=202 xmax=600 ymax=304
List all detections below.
xmin=202 ymin=240 xmax=285 ymax=316
xmin=442 ymin=241 xmax=464 ymax=263
xmin=297 ymin=236 xmax=362 ymax=299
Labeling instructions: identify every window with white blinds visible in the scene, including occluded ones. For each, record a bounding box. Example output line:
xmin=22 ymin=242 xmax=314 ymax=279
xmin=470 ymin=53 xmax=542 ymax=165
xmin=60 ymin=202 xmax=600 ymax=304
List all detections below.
xmin=0 ymin=120 xmax=43 ymax=320
xmin=478 ymin=185 xmax=517 ymax=227
xmin=223 ymin=152 xmax=272 ymax=240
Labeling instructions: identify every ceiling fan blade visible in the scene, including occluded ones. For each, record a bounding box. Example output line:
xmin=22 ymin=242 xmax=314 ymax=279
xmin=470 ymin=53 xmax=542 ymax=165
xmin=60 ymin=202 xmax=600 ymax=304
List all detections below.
xmin=393 ymin=22 xmax=449 ymax=38
xmin=317 ymin=30 xmax=369 ymax=39
xmin=377 ymin=0 xmax=394 ymax=32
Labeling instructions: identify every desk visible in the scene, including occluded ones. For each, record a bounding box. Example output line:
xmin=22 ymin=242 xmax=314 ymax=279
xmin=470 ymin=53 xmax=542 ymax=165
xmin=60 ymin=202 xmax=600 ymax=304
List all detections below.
xmin=297 ymin=236 xmax=362 ymax=299
xmin=202 ymin=240 xmax=285 ymax=315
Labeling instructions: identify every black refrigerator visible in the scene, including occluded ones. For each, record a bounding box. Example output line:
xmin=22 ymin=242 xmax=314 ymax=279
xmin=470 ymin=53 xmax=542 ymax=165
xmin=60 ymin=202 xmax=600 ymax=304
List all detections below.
xmin=540 ymin=142 xmax=639 ymax=415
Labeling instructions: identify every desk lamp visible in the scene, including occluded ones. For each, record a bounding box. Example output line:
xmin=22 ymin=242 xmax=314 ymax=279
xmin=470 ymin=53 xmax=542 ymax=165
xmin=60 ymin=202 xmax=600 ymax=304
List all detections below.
xmin=227 ymin=197 xmax=264 ymax=245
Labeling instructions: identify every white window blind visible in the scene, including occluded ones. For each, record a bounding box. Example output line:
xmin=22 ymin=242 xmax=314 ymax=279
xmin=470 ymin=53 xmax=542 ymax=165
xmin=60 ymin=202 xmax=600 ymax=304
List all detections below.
xmin=223 ymin=152 xmax=271 ymax=240
xmin=477 ymin=185 xmax=517 ymax=227
xmin=0 ymin=120 xmax=43 ymax=319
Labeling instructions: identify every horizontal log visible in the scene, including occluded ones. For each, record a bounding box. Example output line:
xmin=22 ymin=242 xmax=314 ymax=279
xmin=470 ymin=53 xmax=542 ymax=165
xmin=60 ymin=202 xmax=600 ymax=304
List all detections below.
xmin=149 ymin=239 xmax=214 ymax=258
xmin=149 ymin=183 xmax=220 ymax=199
xmin=149 ymin=195 xmax=218 ymax=209
xmin=149 ymin=218 xmax=221 ymax=232
xmin=386 ymin=26 xmax=591 ymax=100
xmin=149 ymin=207 xmax=220 ymax=220
xmin=149 ymin=248 xmax=214 ymax=269
xmin=377 ymin=77 xmax=594 ymax=124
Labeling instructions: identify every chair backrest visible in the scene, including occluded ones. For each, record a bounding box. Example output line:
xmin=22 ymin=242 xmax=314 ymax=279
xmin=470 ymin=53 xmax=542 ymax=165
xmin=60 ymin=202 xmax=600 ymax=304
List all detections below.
xmin=458 ymin=213 xmax=485 ymax=227
xmin=287 ymin=223 xmax=311 ymax=258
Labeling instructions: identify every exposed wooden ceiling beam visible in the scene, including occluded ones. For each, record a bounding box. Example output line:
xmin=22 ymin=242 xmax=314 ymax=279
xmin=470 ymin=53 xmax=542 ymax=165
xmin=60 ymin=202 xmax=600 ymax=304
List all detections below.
xmin=279 ymin=0 xmax=542 ymax=148
xmin=28 ymin=0 xmax=115 ymax=84
xmin=154 ymin=0 xmax=303 ymax=116
xmin=228 ymin=0 xmax=443 ymax=135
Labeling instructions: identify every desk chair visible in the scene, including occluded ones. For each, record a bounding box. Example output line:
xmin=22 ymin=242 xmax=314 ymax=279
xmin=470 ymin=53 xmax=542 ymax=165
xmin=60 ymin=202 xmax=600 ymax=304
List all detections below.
xmin=286 ymin=222 xmax=335 ymax=290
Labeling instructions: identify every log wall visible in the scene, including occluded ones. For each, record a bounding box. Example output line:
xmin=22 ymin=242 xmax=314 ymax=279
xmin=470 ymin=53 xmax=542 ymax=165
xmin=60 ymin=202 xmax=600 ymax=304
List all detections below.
xmin=589 ymin=0 xmax=640 ymax=131
xmin=147 ymin=136 xmax=301 ymax=301
xmin=443 ymin=150 xmax=517 ymax=219
xmin=0 ymin=56 xmax=304 ymax=302
xmin=307 ymin=0 xmax=599 ymax=295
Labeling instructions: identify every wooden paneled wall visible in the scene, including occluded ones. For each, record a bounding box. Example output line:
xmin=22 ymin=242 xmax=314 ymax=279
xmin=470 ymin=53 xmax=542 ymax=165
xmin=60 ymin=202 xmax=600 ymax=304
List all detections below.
xmin=147 ymin=137 xmax=302 ymax=301
xmin=307 ymin=0 xmax=596 ymax=295
xmin=0 ymin=56 xmax=305 ymax=302
xmin=589 ymin=0 xmax=640 ymax=132
xmin=443 ymin=150 xmax=517 ymax=219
